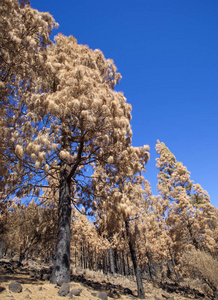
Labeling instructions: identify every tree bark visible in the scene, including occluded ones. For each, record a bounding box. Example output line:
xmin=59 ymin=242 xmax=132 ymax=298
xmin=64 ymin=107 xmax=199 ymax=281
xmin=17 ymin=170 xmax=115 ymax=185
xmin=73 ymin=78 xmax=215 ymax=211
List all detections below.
xmin=114 ymin=248 xmax=119 ymax=273
xmin=0 ymin=239 xmax=4 ymax=258
xmin=95 ymin=247 xmax=98 ymax=271
xmin=74 ymin=246 xmax=77 ymax=268
xmin=18 ymin=248 xmax=25 ymax=267
xmin=146 ymin=251 xmax=154 ymax=283
xmin=50 ymin=162 xmax=71 ymax=283
xmin=187 ymin=221 xmax=199 ymax=250
xmin=83 ymin=239 xmax=87 ymax=269
xmin=125 ymin=220 xmax=145 ymax=299
xmin=103 ymin=253 xmax=107 ymax=274
xmin=109 ymin=247 xmax=115 ymax=274
xmin=122 ymin=250 xmax=126 ymax=275
xmin=80 ymin=243 xmax=83 ymax=268
xmin=126 ymin=253 xmax=130 ymax=275
xmin=169 ymin=248 xmax=180 ymax=282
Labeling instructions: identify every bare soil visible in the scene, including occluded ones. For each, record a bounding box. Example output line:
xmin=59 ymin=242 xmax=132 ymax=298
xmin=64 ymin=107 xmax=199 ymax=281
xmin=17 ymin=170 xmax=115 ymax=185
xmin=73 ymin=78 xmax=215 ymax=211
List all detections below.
xmin=0 ymin=259 xmax=207 ymax=300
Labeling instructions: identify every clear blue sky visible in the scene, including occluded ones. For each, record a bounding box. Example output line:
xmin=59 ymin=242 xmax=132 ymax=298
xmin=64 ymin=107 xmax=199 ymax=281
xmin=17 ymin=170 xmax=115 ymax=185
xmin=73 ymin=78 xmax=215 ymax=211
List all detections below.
xmin=31 ymin=0 xmax=218 ymax=207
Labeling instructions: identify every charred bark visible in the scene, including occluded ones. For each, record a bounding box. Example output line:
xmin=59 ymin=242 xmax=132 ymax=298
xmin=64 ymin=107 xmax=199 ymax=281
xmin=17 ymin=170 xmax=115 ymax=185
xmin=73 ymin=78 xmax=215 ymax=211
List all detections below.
xmin=50 ymin=162 xmax=71 ymax=283
xmin=122 ymin=250 xmax=126 ymax=276
xmin=74 ymin=246 xmax=77 ymax=268
xmin=126 ymin=253 xmax=130 ymax=275
xmin=109 ymin=247 xmax=115 ymax=274
xmin=83 ymin=239 xmax=87 ymax=269
xmin=0 ymin=239 xmax=4 ymax=258
xmin=95 ymin=247 xmax=98 ymax=271
xmin=103 ymin=253 xmax=108 ymax=274
xmin=146 ymin=251 xmax=154 ymax=283
xmin=125 ymin=220 xmax=145 ymax=299
xmin=169 ymin=248 xmax=180 ymax=282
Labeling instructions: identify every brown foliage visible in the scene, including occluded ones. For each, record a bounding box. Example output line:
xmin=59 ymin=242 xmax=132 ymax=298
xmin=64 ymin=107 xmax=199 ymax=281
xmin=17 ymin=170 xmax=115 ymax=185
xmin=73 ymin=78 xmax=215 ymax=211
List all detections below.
xmin=180 ymin=249 xmax=218 ymax=296
xmin=0 ymin=0 xmax=57 ymax=197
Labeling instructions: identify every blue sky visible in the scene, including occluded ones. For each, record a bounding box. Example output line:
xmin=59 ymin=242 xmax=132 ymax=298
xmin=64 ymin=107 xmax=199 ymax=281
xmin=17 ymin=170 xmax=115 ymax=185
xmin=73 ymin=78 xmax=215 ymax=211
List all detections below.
xmin=31 ymin=0 xmax=218 ymax=207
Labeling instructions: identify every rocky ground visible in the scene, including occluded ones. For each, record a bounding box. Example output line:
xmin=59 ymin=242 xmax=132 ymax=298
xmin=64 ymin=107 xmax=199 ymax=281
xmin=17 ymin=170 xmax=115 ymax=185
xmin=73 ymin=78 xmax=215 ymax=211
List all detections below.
xmin=0 ymin=258 xmax=209 ymax=300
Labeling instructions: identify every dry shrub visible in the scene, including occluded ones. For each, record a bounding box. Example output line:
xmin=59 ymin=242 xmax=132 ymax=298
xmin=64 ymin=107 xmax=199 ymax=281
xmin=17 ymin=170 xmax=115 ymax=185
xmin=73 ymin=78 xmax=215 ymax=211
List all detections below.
xmin=83 ymin=269 xmax=93 ymax=279
xmin=83 ymin=269 xmax=106 ymax=282
xmin=79 ymin=268 xmax=137 ymax=291
xmin=180 ymin=249 xmax=218 ymax=296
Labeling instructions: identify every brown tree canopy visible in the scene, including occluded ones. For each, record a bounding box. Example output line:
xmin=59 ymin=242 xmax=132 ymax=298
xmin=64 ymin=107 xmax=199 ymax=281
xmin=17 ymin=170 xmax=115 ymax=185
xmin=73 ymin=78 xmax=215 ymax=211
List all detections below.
xmin=156 ymin=140 xmax=217 ymax=255
xmin=0 ymin=0 xmax=57 ymax=197
xmin=1 ymin=1 xmax=133 ymax=283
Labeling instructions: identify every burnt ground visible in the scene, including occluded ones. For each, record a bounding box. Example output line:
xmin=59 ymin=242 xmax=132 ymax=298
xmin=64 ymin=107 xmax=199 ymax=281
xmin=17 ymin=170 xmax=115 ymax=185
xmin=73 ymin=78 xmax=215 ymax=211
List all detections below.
xmin=0 ymin=259 xmax=213 ymax=300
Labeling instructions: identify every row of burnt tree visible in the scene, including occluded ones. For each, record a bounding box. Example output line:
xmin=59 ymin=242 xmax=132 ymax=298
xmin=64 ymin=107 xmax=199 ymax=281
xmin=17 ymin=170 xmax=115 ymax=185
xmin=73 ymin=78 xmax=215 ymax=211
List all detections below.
xmin=1 ymin=140 xmax=217 ymax=296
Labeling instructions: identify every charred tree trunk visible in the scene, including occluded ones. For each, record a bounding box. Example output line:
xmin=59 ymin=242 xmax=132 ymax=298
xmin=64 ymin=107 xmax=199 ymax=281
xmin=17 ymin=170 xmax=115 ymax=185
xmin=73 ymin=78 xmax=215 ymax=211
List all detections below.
xmin=18 ymin=248 xmax=25 ymax=267
xmin=187 ymin=222 xmax=199 ymax=250
xmin=109 ymin=247 xmax=115 ymax=274
xmin=83 ymin=239 xmax=87 ymax=269
xmin=95 ymin=247 xmax=98 ymax=271
xmin=74 ymin=246 xmax=77 ymax=268
xmin=103 ymin=253 xmax=107 ymax=274
xmin=51 ymin=161 xmax=71 ymax=283
xmin=25 ymin=249 xmax=29 ymax=262
xmin=122 ymin=250 xmax=126 ymax=275
xmin=126 ymin=253 xmax=130 ymax=275
xmin=169 ymin=248 xmax=180 ymax=282
xmin=146 ymin=251 xmax=154 ymax=283
xmin=80 ymin=243 xmax=83 ymax=268
xmin=88 ymin=244 xmax=93 ymax=270
xmin=125 ymin=220 xmax=145 ymax=299
xmin=0 ymin=239 xmax=4 ymax=258
xmin=49 ymin=251 xmax=54 ymax=265
xmin=114 ymin=248 xmax=119 ymax=273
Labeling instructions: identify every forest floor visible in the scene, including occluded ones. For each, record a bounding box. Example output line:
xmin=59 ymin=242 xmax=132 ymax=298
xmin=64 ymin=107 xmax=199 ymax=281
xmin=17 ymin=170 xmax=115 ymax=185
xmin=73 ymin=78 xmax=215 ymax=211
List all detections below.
xmin=0 ymin=258 xmax=209 ymax=300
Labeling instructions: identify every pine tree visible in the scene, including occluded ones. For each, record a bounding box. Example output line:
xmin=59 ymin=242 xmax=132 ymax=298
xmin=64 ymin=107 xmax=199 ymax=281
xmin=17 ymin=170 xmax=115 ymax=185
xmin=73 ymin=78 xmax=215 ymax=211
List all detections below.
xmin=2 ymin=26 xmax=132 ymax=281
xmin=0 ymin=0 xmax=57 ymax=198
xmin=156 ymin=140 xmax=217 ymax=264
xmin=92 ymin=145 xmax=150 ymax=298
xmin=0 ymin=0 xmax=57 ymax=260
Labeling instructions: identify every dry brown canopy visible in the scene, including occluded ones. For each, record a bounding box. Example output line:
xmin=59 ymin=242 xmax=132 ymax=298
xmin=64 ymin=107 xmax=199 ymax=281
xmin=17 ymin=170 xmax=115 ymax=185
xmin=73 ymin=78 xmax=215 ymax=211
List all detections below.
xmin=0 ymin=0 xmax=57 ymax=104
xmin=20 ymin=34 xmax=133 ymax=182
xmin=0 ymin=2 xmax=133 ymax=203
xmin=1 ymin=28 xmax=134 ymax=202
xmin=156 ymin=140 xmax=216 ymax=255
xmin=0 ymin=0 xmax=57 ymax=198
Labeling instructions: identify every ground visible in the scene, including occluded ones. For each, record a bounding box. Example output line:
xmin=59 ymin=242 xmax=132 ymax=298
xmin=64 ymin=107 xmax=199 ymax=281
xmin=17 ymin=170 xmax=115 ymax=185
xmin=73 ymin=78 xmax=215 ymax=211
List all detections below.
xmin=0 ymin=258 xmax=208 ymax=300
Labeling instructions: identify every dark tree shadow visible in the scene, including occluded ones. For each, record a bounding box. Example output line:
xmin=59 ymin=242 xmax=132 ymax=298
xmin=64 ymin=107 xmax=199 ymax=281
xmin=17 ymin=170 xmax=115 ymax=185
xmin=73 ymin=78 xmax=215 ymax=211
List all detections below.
xmin=0 ymin=260 xmax=43 ymax=285
xmin=159 ymin=282 xmax=207 ymax=299
xmin=70 ymin=274 xmax=136 ymax=299
xmin=0 ymin=286 xmax=6 ymax=293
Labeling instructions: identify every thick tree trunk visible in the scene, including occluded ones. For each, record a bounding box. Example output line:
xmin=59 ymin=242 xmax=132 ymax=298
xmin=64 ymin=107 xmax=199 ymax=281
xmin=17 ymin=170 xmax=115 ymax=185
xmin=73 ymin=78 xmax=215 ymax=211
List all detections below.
xmin=109 ymin=247 xmax=115 ymax=274
xmin=50 ymin=164 xmax=71 ymax=283
xmin=125 ymin=220 xmax=145 ymax=299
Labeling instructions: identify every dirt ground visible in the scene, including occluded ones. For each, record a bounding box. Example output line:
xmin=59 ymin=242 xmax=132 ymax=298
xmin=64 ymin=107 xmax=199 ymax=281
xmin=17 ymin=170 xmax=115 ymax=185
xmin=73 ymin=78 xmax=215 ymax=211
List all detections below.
xmin=0 ymin=259 xmax=206 ymax=300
